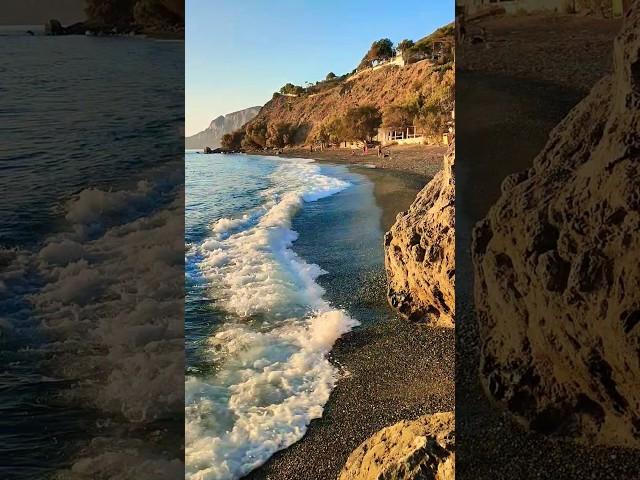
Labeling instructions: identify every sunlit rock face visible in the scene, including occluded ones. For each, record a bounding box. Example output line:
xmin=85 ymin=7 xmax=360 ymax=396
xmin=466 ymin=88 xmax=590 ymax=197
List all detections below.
xmin=185 ymin=106 xmax=261 ymax=149
xmin=339 ymin=412 xmax=455 ymax=480
xmin=472 ymin=5 xmax=640 ymax=447
xmin=385 ymin=141 xmax=455 ymax=327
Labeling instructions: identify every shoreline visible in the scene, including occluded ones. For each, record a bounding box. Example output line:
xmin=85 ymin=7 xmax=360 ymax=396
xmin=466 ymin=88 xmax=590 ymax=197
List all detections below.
xmin=243 ymin=158 xmax=453 ymax=480
xmin=279 ymin=144 xmax=445 ymax=178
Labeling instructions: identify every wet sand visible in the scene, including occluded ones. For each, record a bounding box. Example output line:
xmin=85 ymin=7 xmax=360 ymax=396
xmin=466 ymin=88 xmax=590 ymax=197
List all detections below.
xmin=244 ymin=158 xmax=454 ymax=480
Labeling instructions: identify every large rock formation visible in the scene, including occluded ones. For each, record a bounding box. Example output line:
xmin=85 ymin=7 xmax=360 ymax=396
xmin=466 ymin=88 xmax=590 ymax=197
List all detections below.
xmin=472 ymin=5 xmax=640 ymax=447
xmin=185 ymin=106 xmax=261 ymax=149
xmin=339 ymin=412 xmax=455 ymax=480
xmin=384 ymin=142 xmax=455 ymax=327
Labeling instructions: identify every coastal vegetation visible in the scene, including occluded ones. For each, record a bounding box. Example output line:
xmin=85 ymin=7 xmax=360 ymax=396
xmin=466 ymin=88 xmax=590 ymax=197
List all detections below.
xmin=320 ymin=106 xmax=382 ymax=145
xmin=279 ymin=83 xmax=305 ymax=96
xmin=358 ymin=38 xmax=395 ymax=69
xmin=220 ymin=130 xmax=245 ymax=150
xmin=220 ymin=23 xmax=454 ymax=153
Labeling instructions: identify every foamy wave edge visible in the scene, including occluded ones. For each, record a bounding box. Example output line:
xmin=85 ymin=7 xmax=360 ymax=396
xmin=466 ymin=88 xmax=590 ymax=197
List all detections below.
xmin=186 ymin=158 xmax=359 ymax=480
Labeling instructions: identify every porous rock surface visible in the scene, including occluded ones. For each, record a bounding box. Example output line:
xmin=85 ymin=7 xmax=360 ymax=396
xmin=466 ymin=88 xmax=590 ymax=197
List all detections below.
xmin=384 ymin=142 xmax=455 ymax=327
xmin=472 ymin=5 xmax=640 ymax=447
xmin=339 ymin=412 xmax=455 ymax=480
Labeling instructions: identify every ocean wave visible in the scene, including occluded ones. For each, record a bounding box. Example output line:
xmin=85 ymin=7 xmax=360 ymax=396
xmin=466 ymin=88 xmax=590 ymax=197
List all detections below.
xmin=0 ymin=166 xmax=187 ymax=479
xmin=186 ymin=158 xmax=358 ymax=480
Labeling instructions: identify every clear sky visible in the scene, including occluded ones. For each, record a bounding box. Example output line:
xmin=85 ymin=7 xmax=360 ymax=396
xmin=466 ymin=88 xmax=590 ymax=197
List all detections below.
xmin=185 ymin=0 xmax=453 ymax=136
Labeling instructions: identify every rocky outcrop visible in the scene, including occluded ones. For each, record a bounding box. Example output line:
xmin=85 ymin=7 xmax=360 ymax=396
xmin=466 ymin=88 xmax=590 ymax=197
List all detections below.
xmin=45 ymin=19 xmax=65 ymax=35
xmin=185 ymin=106 xmax=261 ymax=149
xmin=339 ymin=412 xmax=455 ymax=480
xmin=384 ymin=142 xmax=455 ymax=327
xmin=472 ymin=5 xmax=640 ymax=447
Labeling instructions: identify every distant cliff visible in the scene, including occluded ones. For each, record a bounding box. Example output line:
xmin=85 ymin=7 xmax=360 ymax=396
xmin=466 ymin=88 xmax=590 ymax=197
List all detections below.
xmin=186 ymin=107 xmax=261 ymax=149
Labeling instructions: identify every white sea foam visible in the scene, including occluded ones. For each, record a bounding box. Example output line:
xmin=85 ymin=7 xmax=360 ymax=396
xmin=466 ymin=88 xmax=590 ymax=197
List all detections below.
xmin=186 ymin=158 xmax=358 ymax=480
xmin=11 ymin=167 xmax=187 ymax=479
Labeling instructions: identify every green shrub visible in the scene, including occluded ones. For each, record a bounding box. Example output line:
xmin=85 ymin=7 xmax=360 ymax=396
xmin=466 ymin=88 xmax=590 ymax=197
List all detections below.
xmin=279 ymin=83 xmax=305 ymax=95
xmin=342 ymin=105 xmax=382 ymax=142
xmin=221 ymin=129 xmax=245 ymax=150
xmin=266 ymin=122 xmax=297 ymax=148
xmin=358 ymin=38 xmax=394 ymax=70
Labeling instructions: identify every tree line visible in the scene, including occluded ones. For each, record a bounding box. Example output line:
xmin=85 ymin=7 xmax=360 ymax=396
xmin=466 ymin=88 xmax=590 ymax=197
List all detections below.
xmin=222 ymin=105 xmax=384 ymax=151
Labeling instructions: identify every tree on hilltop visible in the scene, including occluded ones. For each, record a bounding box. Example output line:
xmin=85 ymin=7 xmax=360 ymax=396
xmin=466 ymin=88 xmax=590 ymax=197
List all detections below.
xmin=358 ymin=38 xmax=394 ymax=69
xmin=397 ymin=39 xmax=415 ymax=52
xmin=326 ymin=72 xmax=337 ymax=80
xmin=279 ymin=83 xmax=304 ymax=95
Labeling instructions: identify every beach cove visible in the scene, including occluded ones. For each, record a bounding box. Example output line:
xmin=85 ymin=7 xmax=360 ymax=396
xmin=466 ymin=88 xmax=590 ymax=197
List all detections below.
xmin=185 ymin=152 xmax=453 ymax=479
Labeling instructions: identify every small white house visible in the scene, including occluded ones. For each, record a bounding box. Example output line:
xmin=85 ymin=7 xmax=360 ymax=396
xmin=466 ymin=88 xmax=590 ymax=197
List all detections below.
xmin=377 ymin=126 xmax=424 ymax=146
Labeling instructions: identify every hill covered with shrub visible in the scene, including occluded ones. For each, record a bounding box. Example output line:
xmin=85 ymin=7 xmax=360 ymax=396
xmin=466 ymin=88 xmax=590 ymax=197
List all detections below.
xmin=221 ymin=24 xmax=454 ymax=151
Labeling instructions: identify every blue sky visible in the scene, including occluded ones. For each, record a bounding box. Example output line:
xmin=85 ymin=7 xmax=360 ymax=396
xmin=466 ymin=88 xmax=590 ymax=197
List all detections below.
xmin=185 ymin=0 xmax=453 ymax=135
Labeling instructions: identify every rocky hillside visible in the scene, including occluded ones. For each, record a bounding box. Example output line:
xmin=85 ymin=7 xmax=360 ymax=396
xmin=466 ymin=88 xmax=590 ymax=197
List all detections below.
xmin=472 ymin=4 xmax=640 ymax=447
xmin=384 ymin=141 xmax=455 ymax=327
xmin=245 ymin=61 xmax=452 ymax=145
xmin=186 ymin=106 xmax=261 ymax=149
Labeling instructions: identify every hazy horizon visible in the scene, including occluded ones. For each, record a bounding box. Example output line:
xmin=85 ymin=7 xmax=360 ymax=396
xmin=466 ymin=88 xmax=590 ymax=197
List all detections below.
xmin=185 ymin=0 xmax=453 ymax=136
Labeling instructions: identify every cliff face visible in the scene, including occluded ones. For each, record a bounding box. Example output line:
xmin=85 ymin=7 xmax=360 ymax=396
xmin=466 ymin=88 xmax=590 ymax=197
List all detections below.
xmin=339 ymin=412 xmax=455 ymax=480
xmin=186 ymin=106 xmax=261 ymax=149
xmin=472 ymin=5 xmax=640 ymax=447
xmin=384 ymin=142 xmax=455 ymax=327
xmin=245 ymin=61 xmax=453 ymax=143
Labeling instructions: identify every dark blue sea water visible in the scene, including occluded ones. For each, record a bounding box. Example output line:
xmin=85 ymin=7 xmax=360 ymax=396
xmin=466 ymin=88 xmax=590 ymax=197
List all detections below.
xmin=185 ymin=152 xmax=388 ymax=479
xmin=0 ymin=33 xmax=183 ymax=479
xmin=1 ymin=34 xmax=183 ymax=247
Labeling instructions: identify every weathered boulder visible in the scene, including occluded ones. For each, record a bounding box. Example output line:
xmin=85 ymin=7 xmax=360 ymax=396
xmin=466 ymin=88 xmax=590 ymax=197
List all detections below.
xmin=472 ymin=5 xmax=640 ymax=447
xmin=339 ymin=412 xmax=455 ymax=480
xmin=384 ymin=142 xmax=455 ymax=327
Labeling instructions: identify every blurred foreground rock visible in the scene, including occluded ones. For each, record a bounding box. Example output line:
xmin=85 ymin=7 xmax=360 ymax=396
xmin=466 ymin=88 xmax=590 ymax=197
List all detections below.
xmin=472 ymin=4 xmax=640 ymax=447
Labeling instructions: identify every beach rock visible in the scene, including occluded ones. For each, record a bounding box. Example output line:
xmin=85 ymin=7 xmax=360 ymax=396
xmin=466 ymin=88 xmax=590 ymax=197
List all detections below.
xmin=472 ymin=5 xmax=640 ymax=447
xmin=45 ymin=19 xmax=65 ymax=35
xmin=339 ymin=412 xmax=455 ymax=480
xmin=384 ymin=142 xmax=455 ymax=327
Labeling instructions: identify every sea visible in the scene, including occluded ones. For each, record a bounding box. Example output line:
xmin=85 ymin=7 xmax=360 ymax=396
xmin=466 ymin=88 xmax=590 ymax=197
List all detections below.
xmin=0 ymin=29 xmax=184 ymax=479
xmin=185 ymin=152 xmax=389 ymax=479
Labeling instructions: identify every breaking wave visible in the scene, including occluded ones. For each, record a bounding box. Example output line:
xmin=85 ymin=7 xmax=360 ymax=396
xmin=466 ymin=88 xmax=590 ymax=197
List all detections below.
xmin=185 ymin=158 xmax=358 ymax=480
